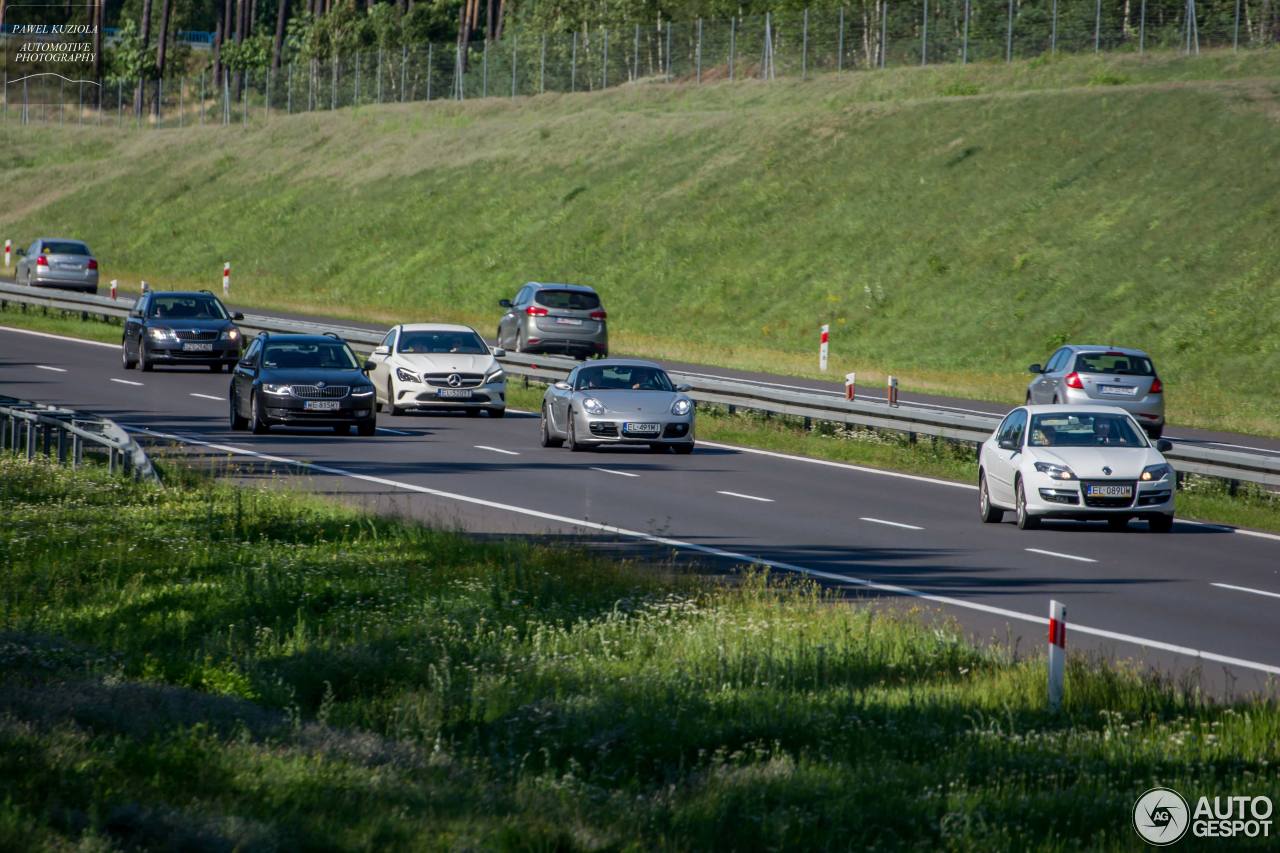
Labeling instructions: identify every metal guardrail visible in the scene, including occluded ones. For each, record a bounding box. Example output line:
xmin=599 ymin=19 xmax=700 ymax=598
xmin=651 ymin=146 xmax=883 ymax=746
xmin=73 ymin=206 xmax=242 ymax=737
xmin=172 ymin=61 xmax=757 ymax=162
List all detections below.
xmin=0 ymin=392 xmax=159 ymax=481
xmin=2 ymin=279 xmax=1278 ymax=489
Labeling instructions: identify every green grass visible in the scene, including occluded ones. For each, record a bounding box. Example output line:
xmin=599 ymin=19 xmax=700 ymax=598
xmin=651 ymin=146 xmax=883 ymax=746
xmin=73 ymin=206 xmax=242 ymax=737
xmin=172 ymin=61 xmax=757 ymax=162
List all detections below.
xmin=1 ymin=457 xmax=1278 ymax=850
xmin=2 ymin=49 xmax=1279 ymax=435
xmin=0 ymin=302 xmax=123 ymax=345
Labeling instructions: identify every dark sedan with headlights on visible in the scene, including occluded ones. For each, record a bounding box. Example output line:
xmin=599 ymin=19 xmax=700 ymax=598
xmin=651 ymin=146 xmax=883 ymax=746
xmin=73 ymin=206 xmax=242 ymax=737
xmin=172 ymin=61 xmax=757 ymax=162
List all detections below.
xmin=121 ymin=290 xmax=245 ymax=372
xmin=229 ymin=333 xmax=378 ymax=436
xmin=539 ymin=359 xmax=694 ymax=453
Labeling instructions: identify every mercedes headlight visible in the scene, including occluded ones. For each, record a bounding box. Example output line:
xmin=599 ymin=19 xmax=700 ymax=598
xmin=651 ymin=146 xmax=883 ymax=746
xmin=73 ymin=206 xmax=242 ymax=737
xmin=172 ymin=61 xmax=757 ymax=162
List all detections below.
xmin=484 ymin=366 xmax=505 ymax=384
xmin=671 ymin=398 xmax=693 ymax=416
xmin=261 ymin=383 xmax=292 ymax=396
xmin=1033 ymin=461 xmax=1077 ymax=481
xmin=351 ymin=386 xmax=375 ymax=398
xmin=1140 ymin=463 xmax=1172 ymax=482
xmin=396 ymin=367 xmax=420 ymax=383
xmin=147 ymin=327 xmax=177 ymax=342
xmin=582 ymin=396 xmax=605 ymax=416
xmin=220 ymin=328 xmax=240 ymax=341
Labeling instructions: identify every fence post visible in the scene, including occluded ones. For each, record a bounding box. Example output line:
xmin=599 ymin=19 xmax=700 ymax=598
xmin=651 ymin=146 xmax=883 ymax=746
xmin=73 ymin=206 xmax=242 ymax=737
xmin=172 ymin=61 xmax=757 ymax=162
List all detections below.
xmin=512 ymin=33 xmax=518 ymax=97
xmin=696 ymin=19 xmax=702 ymax=84
xmin=1094 ymin=0 xmax=1102 ymax=53
xmin=665 ymin=22 xmax=672 ymax=82
xmin=1139 ymin=0 xmax=1147 ymax=53
xmin=1051 ymin=0 xmax=1058 ymax=53
xmin=483 ymin=39 xmax=489 ymax=98
xmin=1048 ymin=600 xmax=1066 ymax=711
xmin=1233 ymin=0 xmax=1241 ymax=50
xmin=921 ymin=0 xmax=928 ymax=65
xmin=603 ymin=27 xmax=609 ymax=89
xmin=378 ymin=47 xmax=383 ymax=103
xmin=963 ymin=0 xmax=971 ymax=63
xmin=633 ymin=24 xmax=640 ymax=81
xmin=356 ymin=50 xmax=362 ymax=104
xmin=179 ymin=77 xmax=184 ymax=127
xmin=730 ymin=17 xmax=737 ymax=79
xmin=571 ymin=32 xmax=578 ymax=92
xmin=288 ymin=63 xmax=293 ymax=113
xmin=837 ymin=8 xmax=844 ymax=72
xmin=243 ymin=69 xmax=250 ymax=126
xmin=540 ymin=34 xmax=546 ymax=92
xmin=880 ymin=3 xmax=888 ymax=68
xmin=803 ymin=8 xmax=810 ymax=78
xmin=331 ymin=57 xmax=337 ymax=110
xmin=427 ymin=44 xmax=434 ymax=101
xmin=1006 ymin=0 xmax=1015 ymax=62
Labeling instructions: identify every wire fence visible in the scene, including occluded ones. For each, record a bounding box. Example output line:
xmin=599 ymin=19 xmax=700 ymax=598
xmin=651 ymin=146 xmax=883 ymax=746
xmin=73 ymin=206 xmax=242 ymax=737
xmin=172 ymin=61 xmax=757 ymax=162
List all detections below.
xmin=2 ymin=0 xmax=1277 ymax=129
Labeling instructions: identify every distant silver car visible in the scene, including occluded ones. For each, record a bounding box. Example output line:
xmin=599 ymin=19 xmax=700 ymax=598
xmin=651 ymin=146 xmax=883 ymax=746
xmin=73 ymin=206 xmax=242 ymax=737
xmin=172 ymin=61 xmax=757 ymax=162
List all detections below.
xmin=1026 ymin=345 xmax=1165 ymax=438
xmin=498 ymin=282 xmax=608 ymax=359
xmin=15 ymin=238 xmax=99 ymax=294
xmin=540 ymin=359 xmax=694 ymax=453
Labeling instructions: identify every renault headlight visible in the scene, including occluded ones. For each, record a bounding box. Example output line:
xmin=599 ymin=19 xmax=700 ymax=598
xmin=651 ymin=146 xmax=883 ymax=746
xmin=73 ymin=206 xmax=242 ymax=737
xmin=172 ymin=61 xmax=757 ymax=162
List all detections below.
xmin=220 ymin=328 xmax=240 ymax=341
xmin=1033 ymin=461 xmax=1077 ymax=481
xmin=484 ymin=366 xmax=505 ymax=384
xmin=582 ymin=397 xmax=605 ymax=415
xmin=671 ymin=398 xmax=692 ymax=416
xmin=262 ymin=383 xmax=292 ymax=396
xmin=396 ymin=367 xmax=420 ymax=383
xmin=1140 ymin=464 xmax=1172 ymax=482
xmin=148 ymin=327 xmax=177 ymax=341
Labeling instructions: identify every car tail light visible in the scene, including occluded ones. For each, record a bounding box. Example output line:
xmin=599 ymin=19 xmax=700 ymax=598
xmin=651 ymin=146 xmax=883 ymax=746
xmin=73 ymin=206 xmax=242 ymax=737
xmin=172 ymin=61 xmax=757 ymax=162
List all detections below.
xmin=36 ymin=255 xmax=48 ymax=268
xmin=1065 ymin=371 xmax=1084 ymax=389
xmin=87 ymin=259 xmax=98 ymax=270
xmin=526 ymin=306 xmax=548 ymax=316
xmin=1149 ymin=377 xmax=1163 ymax=394
xmin=589 ymin=310 xmax=607 ymax=321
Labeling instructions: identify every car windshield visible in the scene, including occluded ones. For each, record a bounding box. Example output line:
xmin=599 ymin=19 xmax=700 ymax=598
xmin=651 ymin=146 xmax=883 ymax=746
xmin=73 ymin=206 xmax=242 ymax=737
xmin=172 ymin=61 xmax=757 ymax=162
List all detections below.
xmin=148 ymin=296 xmax=229 ymax=320
xmin=398 ymin=330 xmax=488 ymax=354
xmin=535 ymin=289 xmax=601 ymax=311
xmin=1073 ymin=352 xmax=1155 ymax=376
xmin=1029 ymin=413 xmax=1148 ymax=448
xmin=575 ymin=365 xmax=673 ymax=392
xmin=41 ymin=241 xmax=90 ymax=256
xmin=263 ymin=342 xmax=359 ymax=370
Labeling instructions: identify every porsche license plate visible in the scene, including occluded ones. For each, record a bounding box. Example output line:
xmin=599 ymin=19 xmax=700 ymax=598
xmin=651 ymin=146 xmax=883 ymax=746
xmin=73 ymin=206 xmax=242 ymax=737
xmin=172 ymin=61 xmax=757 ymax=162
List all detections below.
xmin=623 ymin=422 xmax=661 ymax=435
xmin=304 ymin=400 xmax=340 ymax=411
xmin=182 ymin=343 xmax=214 ymax=352
xmin=436 ymin=389 xmax=473 ymax=398
xmin=1086 ymin=484 xmax=1132 ymax=498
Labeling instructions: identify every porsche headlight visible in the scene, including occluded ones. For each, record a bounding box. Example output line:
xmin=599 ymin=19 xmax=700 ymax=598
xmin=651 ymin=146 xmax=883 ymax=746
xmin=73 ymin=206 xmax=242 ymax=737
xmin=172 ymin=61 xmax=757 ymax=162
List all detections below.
xmin=1140 ymin=464 xmax=1172 ymax=482
xmin=484 ymin=366 xmax=505 ymax=384
xmin=147 ymin=327 xmax=177 ymax=341
xmin=582 ymin=396 xmax=606 ymax=416
xmin=261 ymin=383 xmax=292 ymax=396
xmin=396 ymin=367 xmax=420 ymax=384
xmin=1033 ymin=461 xmax=1077 ymax=481
xmin=671 ymin=398 xmax=693 ymax=416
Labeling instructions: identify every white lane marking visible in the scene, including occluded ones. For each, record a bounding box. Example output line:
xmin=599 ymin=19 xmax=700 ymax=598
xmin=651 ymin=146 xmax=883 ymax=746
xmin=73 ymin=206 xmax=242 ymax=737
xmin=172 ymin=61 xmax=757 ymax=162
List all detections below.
xmin=1211 ymin=582 xmax=1280 ymax=601
xmin=697 ymin=440 xmax=978 ymax=491
xmin=717 ymin=490 xmax=774 ymax=503
xmin=110 ymin=378 xmax=143 ymax=387
xmin=591 ymin=467 xmax=640 ymax=478
xmin=1183 ymin=439 xmax=1280 ymax=456
xmin=474 ymin=445 xmax=520 ymax=456
xmin=119 ymin=425 xmax=1280 ymax=678
xmin=1026 ymin=547 xmax=1097 ymax=564
xmin=860 ymin=517 xmax=924 ymax=530
xmin=377 ymin=427 xmax=413 ymax=436
xmin=1181 ymin=519 xmax=1280 ymax=544
xmin=190 ymin=393 xmax=224 ymax=401
xmin=0 ymin=324 xmax=117 ymax=348
xmin=36 ymin=365 xmax=68 ymax=372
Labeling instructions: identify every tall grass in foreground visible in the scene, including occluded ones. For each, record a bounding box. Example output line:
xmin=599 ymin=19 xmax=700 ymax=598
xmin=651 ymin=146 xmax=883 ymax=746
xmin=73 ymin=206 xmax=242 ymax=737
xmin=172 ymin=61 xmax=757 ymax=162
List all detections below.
xmin=1 ymin=458 xmax=1278 ymax=850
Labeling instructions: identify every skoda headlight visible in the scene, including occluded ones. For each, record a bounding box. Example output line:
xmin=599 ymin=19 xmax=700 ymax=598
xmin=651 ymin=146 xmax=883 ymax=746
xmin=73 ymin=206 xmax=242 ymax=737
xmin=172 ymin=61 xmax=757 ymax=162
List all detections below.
xmin=582 ymin=396 xmax=606 ymax=416
xmin=148 ymin=327 xmax=177 ymax=342
xmin=220 ymin=327 xmax=240 ymax=341
xmin=351 ymin=385 xmax=375 ymax=398
xmin=671 ymin=398 xmax=693 ymax=416
xmin=1033 ymin=461 xmax=1077 ymax=481
xmin=484 ymin=366 xmax=505 ymax=384
xmin=396 ymin=367 xmax=420 ymax=383
xmin=1141 ymin=463 xmax=1172 ymax=482
xmin=262 ymin=383 xmax=292 ymax=396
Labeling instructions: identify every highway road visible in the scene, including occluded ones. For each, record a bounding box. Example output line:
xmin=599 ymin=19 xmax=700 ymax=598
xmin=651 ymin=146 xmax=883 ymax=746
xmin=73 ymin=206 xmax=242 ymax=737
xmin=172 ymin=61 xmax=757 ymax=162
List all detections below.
xmin=5 ymin=322 xmax=1280 ymax=695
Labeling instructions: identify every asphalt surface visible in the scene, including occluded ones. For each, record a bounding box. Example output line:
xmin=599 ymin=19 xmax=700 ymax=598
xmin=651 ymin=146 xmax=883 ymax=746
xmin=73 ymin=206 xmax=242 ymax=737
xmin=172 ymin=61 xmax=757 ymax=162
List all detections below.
xmin=5 ymin=322 xmax=1280 ymax=697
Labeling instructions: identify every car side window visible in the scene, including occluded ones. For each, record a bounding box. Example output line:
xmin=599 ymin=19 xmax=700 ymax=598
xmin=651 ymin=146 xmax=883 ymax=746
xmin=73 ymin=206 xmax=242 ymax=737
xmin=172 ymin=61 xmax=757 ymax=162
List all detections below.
xmin=242 ymin=339 xmax=262 ymax=365
xmin=380 ymin=329 xmax=396 ymax=351
xmin=1006 ymin=410 xmax=1028 ymax=448
xmin=515 ymin=286 xmax=530 ymax=307
xmin=995 ymin=413 xmax=1016 ymax=444
xmin=565 ymin=368 xmax=579 ymax=389
xmin=1044 ymin=349 xmax=1066 ymax=373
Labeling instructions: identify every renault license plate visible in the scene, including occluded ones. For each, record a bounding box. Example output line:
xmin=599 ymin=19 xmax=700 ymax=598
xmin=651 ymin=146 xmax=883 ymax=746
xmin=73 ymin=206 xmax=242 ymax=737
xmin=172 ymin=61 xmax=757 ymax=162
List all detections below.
xmin=182 ymin=343 xmax=214 ymax=352
xmin=1086 ymin=484 xmax=1132 ymax=498
xmin=437 ymin=389 xmax=473 ymax=398
xmin=624 ymin=422 xmax=661 ymax=435
xmin=555 ymin=318 xmax=583 ymax=325
xmin=304 ymin=400 xmax=340 ymax=411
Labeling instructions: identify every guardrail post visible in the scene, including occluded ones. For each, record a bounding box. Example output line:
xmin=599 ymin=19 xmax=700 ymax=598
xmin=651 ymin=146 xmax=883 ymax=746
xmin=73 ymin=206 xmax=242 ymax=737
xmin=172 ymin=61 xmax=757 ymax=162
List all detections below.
xmin=108 ymin=447 xmax=116 ymax=474
xmin=123 ymin=447 xmax=134 ymax=478
xmin=73 ymin=434 xmax=82 ymax=468
xmin=57 ymin=428 xmax=68 ymax=464
xmin=26 ymin=420 xmax=36 ymax=460
xmin=1048 ymin=599 xmax=1066 ymax=711
xmin=42 ymin=424 xmax=53 ymax=457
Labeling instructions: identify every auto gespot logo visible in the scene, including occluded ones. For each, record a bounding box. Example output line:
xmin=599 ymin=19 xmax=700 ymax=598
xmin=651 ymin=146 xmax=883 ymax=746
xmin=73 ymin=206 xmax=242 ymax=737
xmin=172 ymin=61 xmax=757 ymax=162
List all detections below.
xmin=1133 ymin=787 xmax=1273 ymax=845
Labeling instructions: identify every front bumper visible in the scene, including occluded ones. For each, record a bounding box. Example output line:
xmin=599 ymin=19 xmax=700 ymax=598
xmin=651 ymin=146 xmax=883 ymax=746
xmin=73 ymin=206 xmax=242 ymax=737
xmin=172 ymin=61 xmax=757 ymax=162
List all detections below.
xmin=577 ymin=416 xmax=694 ymax=446
xmin=394 ymin=381 xmax=507 ymax=411
xmin=1025 ymin=474 xmax=1174 ymax=519
xmin=1062 ymin=388 xmax=1164 ymax=428
xmin=263 ymin=398 xmax=376 ymax=425
xmin=147 ymin=339 xmax=242 ymax=365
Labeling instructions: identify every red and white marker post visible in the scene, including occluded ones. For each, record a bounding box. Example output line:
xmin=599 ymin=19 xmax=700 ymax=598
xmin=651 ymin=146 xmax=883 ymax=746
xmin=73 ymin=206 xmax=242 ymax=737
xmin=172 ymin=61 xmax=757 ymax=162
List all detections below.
xmin=887 ymin=375 xmax=899 ymax=407
xmin=140 ymin=280 xmax=149 ymax=293
xmin=110 ymin=279 xmax=118 ymax=300
xmin=222 ymin=262 xmax=230 ymax=297
xmin=4 ymin=240 xmax=10 ymax=269
xmin=819 ymin=324 xmax=830 ymax=372
xmin=845 ymin=372 xmax=857 ymax=401
xmin=1048 ymin=599 xmax=1067 ymax=710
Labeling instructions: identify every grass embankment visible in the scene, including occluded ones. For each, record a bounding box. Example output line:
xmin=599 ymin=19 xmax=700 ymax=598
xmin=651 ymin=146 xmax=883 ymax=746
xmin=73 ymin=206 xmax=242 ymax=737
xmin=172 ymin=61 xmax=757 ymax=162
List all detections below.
xmin=2 ymin=458 xmax=1278 ymax=850
xmin=2 ymin=49 xmax=1279 ymax=434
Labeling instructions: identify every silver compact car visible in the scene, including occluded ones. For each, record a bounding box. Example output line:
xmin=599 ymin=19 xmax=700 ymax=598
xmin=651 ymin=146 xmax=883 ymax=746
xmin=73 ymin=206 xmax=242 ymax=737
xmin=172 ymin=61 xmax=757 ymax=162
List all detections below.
xmin=497 ymin=282 xmax=608 ymax=359
xmin=978 ymin=405 xmax=1175 ymax=532
xmin=15 ymin=237 xmax=100 ymax=293
xmin=1026 ymin=345 xmax=1165 ymax=438
xmin=540 ymin=359 xmax=694 ymax=453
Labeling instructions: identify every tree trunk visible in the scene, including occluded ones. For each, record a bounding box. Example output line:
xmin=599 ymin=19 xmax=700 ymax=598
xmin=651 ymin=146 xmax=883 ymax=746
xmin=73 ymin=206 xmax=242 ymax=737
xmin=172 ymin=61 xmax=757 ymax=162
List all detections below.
xmin=494 ymin=0 xmax=505 ymax=40
xmin=485 ymin=0 xmax=495 ymax=41
xmin=93 ymin=0 xmax=104 ymax=105
xmin=233 ymin=0 xmax=244 ymax=100
xmin=272 ymin=0 xmax=288 ymax=70
xmin=152 ymin=0 xmax=173 ymax=117
xmin=136 ymin=0 xmax=154 ymax=117
xmin=249 ymin=0 xmax=258 ymax=35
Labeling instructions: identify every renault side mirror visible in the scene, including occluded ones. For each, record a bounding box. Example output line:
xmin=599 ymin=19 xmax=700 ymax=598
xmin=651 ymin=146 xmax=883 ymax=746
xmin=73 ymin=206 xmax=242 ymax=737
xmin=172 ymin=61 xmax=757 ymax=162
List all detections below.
xmin=998 ymin=438 xmax=1018 ymax=451
xmin=499 ymin=299 xmax=513 ymax=308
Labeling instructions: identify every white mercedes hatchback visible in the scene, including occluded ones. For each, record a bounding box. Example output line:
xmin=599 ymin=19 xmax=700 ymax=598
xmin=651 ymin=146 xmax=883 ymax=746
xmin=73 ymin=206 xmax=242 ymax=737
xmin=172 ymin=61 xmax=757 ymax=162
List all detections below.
xmin=978 ymin=405 xmax=1175 ymax=532
xmin=368 ymin=324 xmax=506 ymax=417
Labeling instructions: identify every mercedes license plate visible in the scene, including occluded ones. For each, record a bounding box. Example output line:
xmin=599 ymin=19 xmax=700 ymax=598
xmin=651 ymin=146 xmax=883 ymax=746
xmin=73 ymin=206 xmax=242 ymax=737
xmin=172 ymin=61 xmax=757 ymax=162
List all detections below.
xmin=624 ymin=422 xmax=661 ymax=435
xmin=182 ymin=343 xmax=214 ymax=352
xmin=1099 ymin=385 xmax=1137 ymax=396
xmin=437 ymin=389 xmax=473 ymax=399
xmin=1086 ymin=484 xmax=1133 ymax=498
xmin=304 ymin=400 xmax=340 ymax=411
xmin=555 ymin=317 xmax=583 ymax=325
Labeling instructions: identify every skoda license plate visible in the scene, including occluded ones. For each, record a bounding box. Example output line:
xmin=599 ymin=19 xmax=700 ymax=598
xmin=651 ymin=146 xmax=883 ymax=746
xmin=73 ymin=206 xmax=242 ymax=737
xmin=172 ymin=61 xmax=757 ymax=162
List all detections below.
xmin=1086 ymin=484 xmax=1132 ymax=498
xmin=182 ymin=343 xmax=214 ymax=352
xmin=437 ymin=389 xmax=473 ymax=399
xmin=304 ymin=400 xmax=340 ymax=411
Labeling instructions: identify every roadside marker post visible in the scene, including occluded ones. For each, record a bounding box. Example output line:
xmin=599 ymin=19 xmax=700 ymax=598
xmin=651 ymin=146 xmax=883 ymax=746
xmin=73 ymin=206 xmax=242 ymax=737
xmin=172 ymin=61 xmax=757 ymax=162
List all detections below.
xmin=819 ymin=324 xmax=829 ymax=372
xmin=845 ymin=372 xmax=856 ymax=401
xmin=222 ymin=262 xmax=230 ymax=296
xmin=140 ymin=280 xmax=149 ymax=293
xmin=887 ymin=375 xmax=899 ymax=407
xmin=110 ymin=279 xmax=118 ymax=300
xmin=4 ymin=240 xmax=9 ymax=268
xmin=1048 ymin=599 xmax=1067 ymax=710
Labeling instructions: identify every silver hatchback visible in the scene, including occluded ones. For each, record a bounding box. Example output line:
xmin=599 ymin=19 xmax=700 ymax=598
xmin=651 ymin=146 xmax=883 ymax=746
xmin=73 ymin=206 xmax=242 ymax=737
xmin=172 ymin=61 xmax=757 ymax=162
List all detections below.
xmin=497 ymin=282 xmax=608 ymax=359
xmin=1026 ymin=345 xmax=1165 ymax=438
xmin=15 ymin=237 xmax=100 ymax=294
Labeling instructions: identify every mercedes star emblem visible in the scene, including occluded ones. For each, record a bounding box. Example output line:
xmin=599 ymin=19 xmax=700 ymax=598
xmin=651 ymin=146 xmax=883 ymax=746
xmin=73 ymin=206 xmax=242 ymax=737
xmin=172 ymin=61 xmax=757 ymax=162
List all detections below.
xmin=447 ymin=373 xmax=463 ymax=387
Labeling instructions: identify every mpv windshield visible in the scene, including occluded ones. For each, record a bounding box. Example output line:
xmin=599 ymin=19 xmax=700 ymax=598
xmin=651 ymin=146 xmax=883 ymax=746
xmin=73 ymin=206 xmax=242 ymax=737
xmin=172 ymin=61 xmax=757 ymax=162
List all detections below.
xmin=1029 ymin=413 xmax=1148 ymax=448
xmin=263 ymin=343 xmax=360 ymax=370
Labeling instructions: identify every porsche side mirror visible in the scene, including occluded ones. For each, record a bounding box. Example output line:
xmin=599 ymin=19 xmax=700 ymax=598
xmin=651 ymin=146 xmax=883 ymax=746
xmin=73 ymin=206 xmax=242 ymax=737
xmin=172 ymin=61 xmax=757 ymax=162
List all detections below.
xmin=675 ymin=384 xmax=692 ymax=392
xmin=1028 ymin=364 xmax=1043 ymax=374
xmin=1156 ymin=439 xmax=1173 ymax=453
xmin=553 ymin=381 xmax=571 ymax=391
xmin=492 ymin=347 xmax=506 ymax=358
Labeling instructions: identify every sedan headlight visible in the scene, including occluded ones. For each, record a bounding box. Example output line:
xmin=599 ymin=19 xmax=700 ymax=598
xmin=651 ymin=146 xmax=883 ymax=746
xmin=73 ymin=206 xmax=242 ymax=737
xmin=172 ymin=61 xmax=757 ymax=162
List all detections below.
xmin=147 ymin=327 xmax=177 ymax=341
xmin=261 ymin=383 xmax=292 ymax=396
xmin=351 ymin=386 xmax=375 ymax=398
xmin=220 ymin=328 xmax=240 ymax=341
xmin=1141 ymin=463 xmax=1172 ymax=482
xmin=1033 ymin=461 xmax=1077 ymax=481
xmin=484 ymin=366 xmax=505 ymax=384
xmin=396 ymin=367 xmax=420 ymax=383
xmin=581 ymin=396 xmax=606 ymax=416
xmin=671 ymin=398 xmax=693 ymax=416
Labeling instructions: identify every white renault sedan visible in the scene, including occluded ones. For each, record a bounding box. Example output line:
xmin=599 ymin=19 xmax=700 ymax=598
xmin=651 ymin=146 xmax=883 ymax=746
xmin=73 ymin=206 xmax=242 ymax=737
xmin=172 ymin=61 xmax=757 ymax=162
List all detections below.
xmin=978 ymin=405 xmax=1175 ymax=532
xmin=368 ymin=324 xmax=506 ymax=417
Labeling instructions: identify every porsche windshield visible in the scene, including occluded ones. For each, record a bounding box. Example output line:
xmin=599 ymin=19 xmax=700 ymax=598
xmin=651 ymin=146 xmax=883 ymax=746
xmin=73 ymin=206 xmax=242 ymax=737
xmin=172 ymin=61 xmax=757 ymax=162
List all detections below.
xmin=575 ymin=365 xmax=673 ymax=392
